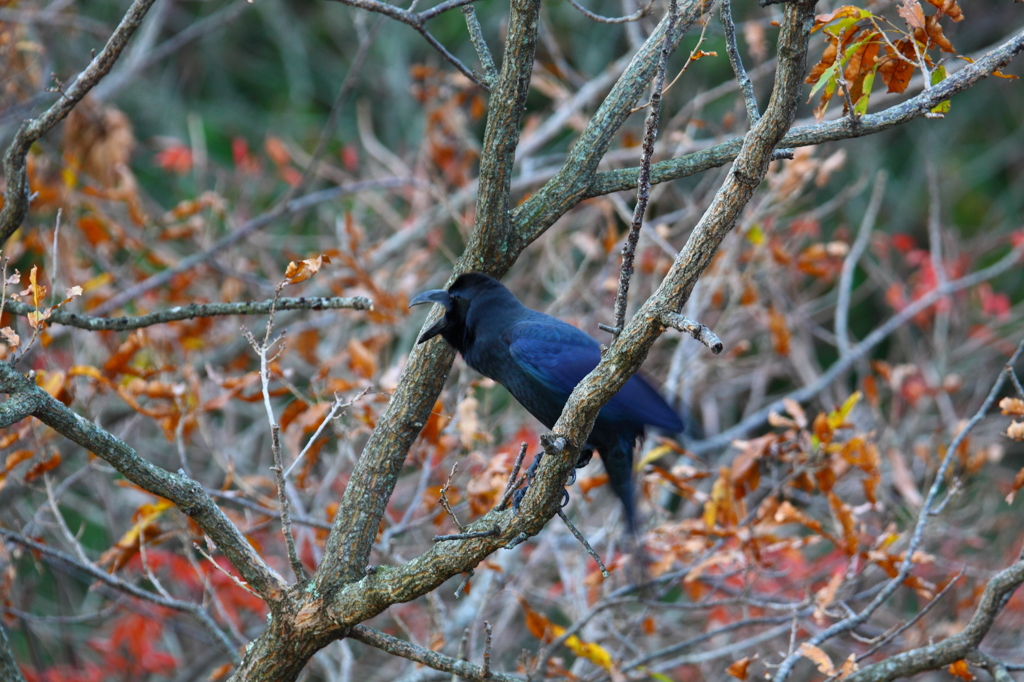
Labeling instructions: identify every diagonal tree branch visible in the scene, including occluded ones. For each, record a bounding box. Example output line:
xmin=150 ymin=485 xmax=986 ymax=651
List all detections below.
xmin=313 ymin=0 xmax=544 ymax=593
xmin=0 ymin=0 xmax=158 ymax=247
xmin=0 ymin=528 xmax=239 ymax=663
xmin=586 ymin=26 xmax=1024 ymax=198
xmin=844 ymin=558 xmax=1024 ymax=682
xmin=0 ymin=362 xmax=289 ymax=605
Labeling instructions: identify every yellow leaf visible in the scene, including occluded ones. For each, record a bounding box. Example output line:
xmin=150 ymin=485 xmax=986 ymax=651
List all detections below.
xmin=636 ymin=444 xmax=676 ymax=471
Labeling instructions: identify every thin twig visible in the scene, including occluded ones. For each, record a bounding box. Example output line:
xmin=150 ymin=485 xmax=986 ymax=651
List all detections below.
xmin=720 ymin=0 xmax=759 ymax=124
xmin=835 ymin=171 xmax=887 ymax=356
xmin=855 ymin=566 xmax=966 ymax=662
xmin=496 ymin=442 xmax=529 ymax=511
xmin=322 ymin=0 xmax=489 ymax=89
xmin=434 ymin=527 xmax=501 ymax=542
xmin=349 ymin=624 xmax=523 ymax=682
xmin=483 ymin=621 xmax=493 ymax=678
xmin=610 ymin=0 xmax=678 ymax=334
xmin=564 ymin=0 xmax=654 ymax=24
xmin=557 ymin=509 xmax=610 ymax=578
xmin=2 ymin=295 xmax=372 ymax=332
xmin=461 ymin=6 xmax=498 ymax=85
xmin=0 ymin=528 xmax=239 ymax=663
xmin=245 ymin=287 xmax=306 ymax=583
xmin=284 ymin=392 xmax=362 ymax=478
xmin=439 ymin=462 xmax=464 ymax=532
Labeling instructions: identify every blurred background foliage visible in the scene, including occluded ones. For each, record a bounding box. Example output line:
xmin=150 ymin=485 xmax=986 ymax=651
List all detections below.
xmin=3 ymin=0 xmax=1024 ymax=679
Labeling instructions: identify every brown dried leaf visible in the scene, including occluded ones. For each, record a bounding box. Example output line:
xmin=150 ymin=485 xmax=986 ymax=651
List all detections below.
xmin=798 ymin=643 xmax=836 ymax=676
xmin=767 ymin=306 xmax=790 ymax=356
xmin=897 ymin=0 xmax=926 ymax=30
xmin=1006 ymin=467 xmax=1024 ymax=504
xmin=23 ymin=452 xmax=61 ymax=483
xmin=783 ymin=398 xmax=808 ymax=428
xmin=727 ymin=657 xmax=752 ymax=681
xmin=0 ymin=327 xmax=20 ymax=349
xmin=999 ymin=397 xmax=1024 ymax=416
xmin=924 ymin=0 xmax=963 ymax=21
xmin=838 ymin=654 xmax=859 ymax=680
xmin=1007 ymin=421 xmax=1024 ymax=441
xmin=284 ymin=255 xmax=331 ymax=285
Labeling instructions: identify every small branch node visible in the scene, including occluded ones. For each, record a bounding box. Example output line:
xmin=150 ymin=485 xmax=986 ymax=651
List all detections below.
xmin=662 ymin=312 xmax=723 ymax=354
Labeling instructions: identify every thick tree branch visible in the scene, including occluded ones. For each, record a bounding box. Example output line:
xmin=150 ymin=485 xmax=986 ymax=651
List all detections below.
xmin=510 ymin=0 xmax=711 ymax=248
xmin=0 ymin=363 xmax=289 ymax=605
xmin=312 ymin=0 xmax=543 ymax=594
xmin=0 ymin=0 xmax=158 ymax=247
xmin=513 ymin=0 xmax=817 ymax=525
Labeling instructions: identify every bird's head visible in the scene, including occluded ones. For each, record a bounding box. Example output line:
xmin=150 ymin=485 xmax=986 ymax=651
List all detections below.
xmin=409 ymin=273 xmax=509 ymax=350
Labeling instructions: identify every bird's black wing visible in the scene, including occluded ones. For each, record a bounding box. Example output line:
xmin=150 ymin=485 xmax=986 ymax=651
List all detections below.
xmin=504 ymin=317 xmax=682 ymax=432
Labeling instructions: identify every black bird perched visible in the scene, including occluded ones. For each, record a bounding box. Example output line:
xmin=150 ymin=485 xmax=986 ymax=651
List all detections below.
xmin=410 ymin=272 xmax=683 ymax=533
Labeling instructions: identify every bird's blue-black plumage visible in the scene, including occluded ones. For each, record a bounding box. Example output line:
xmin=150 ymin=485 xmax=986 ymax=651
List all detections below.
xmin=410 ymin=272 xmax=683 ymax=532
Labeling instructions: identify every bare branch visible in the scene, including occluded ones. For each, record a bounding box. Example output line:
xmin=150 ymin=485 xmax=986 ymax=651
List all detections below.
xmin=693 ymin=244 xmax=1024 ymax=454
xmin=322 ymin=0 xmax=488 ymax=89
xmin=557 ymin=509 xmax=609 ymax=578
xmin=586 ymin=27 xmax=1024 ymax=198
xmin=0 ymin=0 xmax=158 ymax=247
xmin=610 ymin=0 xmax=678 ymax=334
xmin=720 ymin=0 xmax=759 ymax=124
xmin=0 ymin=528 xmax=239 ymax=663
xmin=835 ymin=171 xmax=887 ymax=356
xmin=89 ymin=177 xmax=415 ymax=316
xmin=661 ymin=312 xmax=723 ymax=353
xmin=461 ymin=6 xmax=498 ymax=86
xmin=564 ymin=0 xmax=654 ymax=24
xmin=349 ymin=624 xmax=523 ymax=682
xmin=2 ymin=296 xmax=371 ymax=332
xmin=0 ymin=362 xmax=289 ymax=604
xmin=845 ymin=558 xmax=1024 ymax=682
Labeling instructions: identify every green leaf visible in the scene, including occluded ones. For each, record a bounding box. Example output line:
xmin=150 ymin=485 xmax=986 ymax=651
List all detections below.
xmin=854 ymin=67 xmax=878 ymax=115
xmin=930 ymin=65 xmax=951 ymax=114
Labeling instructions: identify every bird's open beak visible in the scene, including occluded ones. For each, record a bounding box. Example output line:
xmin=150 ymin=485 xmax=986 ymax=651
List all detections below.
xmin=409 ymin=289 xmax=451 ymax=344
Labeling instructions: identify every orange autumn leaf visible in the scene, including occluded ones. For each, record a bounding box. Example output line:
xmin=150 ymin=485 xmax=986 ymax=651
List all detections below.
xmin=727 ymin=657 xmax=752 ymax=680
xmin=23 ymin=452 xmax=61 ymax=483
xmin=767 ymin=306 xmax=790 ymax=356
xmin=347 ymin=338 xmax=377 ymax=378
xmin=948 ymin=660 xmax=974 ymax=681
xmin=284 ymin=254 xmax=331 ymax=285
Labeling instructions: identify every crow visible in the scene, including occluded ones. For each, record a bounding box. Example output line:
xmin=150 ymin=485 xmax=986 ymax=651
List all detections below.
xmin=410 ymin=272 xmax=683 ymax=533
